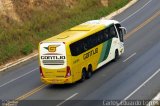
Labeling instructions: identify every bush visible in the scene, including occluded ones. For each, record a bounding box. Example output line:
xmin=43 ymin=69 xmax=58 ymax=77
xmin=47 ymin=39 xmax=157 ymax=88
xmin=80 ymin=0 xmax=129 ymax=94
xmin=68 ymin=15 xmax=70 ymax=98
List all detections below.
xmin=21 ymin=43 xmax=33 ymax=55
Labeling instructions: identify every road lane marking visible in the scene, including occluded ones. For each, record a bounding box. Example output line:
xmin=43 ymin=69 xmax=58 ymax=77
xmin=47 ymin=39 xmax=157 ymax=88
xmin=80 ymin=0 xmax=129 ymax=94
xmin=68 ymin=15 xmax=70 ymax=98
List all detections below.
xmin=16 ymin=84 xmax=47 ymax=100
xmin=120 ymin=0 xmax=153 ymax=23
xmin=0 ymin=68 xmax=38 ymax=88
xmin=117 ymin=68 xmax=160 ymax=106
xmin=124 ymin=10 xmax=160 ymax=40
xmin=123 ymin=53 xmax=136 ymax=62
xmin=56 ymin=93 xmax=79 ymax=106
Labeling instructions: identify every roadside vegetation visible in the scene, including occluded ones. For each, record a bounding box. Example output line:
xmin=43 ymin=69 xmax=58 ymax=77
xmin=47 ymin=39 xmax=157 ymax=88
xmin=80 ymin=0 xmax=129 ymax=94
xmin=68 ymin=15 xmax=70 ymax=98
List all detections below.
xmin=0 ymin=0 xmax=131 ymax=65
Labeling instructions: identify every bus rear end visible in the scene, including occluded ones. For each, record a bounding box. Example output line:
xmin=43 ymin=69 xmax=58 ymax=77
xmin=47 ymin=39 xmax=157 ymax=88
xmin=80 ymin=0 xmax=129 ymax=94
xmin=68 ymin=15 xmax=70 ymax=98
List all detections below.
xmin=39 ymin=42 xmax=72 ymax=84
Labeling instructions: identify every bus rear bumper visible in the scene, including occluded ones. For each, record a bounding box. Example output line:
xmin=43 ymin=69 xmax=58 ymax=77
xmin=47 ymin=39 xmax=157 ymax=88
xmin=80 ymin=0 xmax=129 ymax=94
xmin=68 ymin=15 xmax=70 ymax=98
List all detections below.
xmin=41 ymin=77 xmax=73 ymax=84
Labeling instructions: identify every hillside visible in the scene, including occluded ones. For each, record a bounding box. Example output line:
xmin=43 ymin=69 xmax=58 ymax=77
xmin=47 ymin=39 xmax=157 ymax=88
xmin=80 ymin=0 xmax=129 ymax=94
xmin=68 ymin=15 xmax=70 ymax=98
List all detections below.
xmin=0 ymin=0 xmax=111 ymax=22
xmin=0 ymin=0 xmax=131 ymax=65
xmin=0 ymin=0 xmax=79 ymax=21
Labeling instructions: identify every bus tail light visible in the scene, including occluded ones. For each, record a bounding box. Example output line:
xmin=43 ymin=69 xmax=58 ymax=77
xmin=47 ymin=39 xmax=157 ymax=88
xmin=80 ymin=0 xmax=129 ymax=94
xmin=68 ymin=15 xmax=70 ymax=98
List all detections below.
xmin=65 ymin=66 xmax=71 ymax=78
xmin=39 ymin=66 xmax=44 ymax=77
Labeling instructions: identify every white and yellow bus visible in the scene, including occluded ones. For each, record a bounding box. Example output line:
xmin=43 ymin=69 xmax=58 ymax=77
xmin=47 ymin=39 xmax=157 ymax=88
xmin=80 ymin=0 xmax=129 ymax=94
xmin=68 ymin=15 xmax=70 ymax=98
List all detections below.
xmin=39 ymin=20 xmax=126 ymax=84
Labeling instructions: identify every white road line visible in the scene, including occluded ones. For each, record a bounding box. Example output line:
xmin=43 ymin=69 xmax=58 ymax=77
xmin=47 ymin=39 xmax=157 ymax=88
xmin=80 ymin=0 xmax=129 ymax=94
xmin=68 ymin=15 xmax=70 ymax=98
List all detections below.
xmin=56 ymin=93 xmax=79 ymax=106
xmin=120 ymin=0 xmax=153 ymax=23
xmin=0 ymin=68 xmax=38 ymax=88
xmin=123 ymin=52 xmax=136 ymax=62
xmin=117 ymin=68 xmax=160 ymax=106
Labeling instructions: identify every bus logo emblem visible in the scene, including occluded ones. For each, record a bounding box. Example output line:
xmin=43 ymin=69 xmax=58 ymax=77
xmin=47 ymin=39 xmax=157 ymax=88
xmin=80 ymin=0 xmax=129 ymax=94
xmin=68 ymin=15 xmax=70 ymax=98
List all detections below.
xmin=44 ymin=45 xmax=60 ymax=52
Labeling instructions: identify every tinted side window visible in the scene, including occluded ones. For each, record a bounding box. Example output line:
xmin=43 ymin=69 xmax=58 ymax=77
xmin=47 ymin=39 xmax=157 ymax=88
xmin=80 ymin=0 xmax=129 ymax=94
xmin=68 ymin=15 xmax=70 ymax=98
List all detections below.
xmin=115 ymin=24 xmax=121 ymax=34
xmin=70 ymin=25 xmax=117 ymax=56
xmin=70 ymin=41 xmax=82 ymax=56
xmin=108 ymin=25 xmax=117 ymax=39
xmin=103 ymin=28 xmax=109 ymax=40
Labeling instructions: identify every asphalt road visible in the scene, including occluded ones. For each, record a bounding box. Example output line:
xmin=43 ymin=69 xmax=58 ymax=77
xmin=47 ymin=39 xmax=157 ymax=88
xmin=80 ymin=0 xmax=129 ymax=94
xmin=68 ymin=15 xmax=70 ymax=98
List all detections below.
xmin=0 ymin=0 xmax=160 ymax=106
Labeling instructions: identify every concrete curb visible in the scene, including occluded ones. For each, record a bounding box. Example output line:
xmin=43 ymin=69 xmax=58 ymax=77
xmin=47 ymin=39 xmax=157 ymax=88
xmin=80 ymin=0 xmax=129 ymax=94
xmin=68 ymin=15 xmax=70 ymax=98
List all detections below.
xmin=0 ymin=52 xmax=38 ymax=72
xmin=0 ymin=0 xmax=138 ymax=72
xmin=147 ymin=93 xmax=160 ymax=106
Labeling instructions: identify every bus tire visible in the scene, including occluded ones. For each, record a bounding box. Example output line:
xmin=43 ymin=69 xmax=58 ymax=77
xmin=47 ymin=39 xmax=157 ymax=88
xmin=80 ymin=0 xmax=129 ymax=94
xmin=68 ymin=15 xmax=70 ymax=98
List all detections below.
xmin=114 ymin=50 xmax=119 ymax=62
xmin=81 ymin=69 xmax=86 ymax=82
xmin=86 ymin=65 xmax=92 ymax=79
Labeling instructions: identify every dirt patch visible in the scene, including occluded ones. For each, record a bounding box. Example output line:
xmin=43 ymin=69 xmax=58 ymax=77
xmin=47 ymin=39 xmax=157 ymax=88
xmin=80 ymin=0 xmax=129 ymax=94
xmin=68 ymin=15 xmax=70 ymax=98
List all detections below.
xmin=0 ymin=0 xmax=111 ymax=22
xmin=0 ymin=0 xmax=20 ymax=21
xmin=0 ymin=0 xmax=78 ymax=22
xmin=101 ymin=0 xmax=109 ymax=6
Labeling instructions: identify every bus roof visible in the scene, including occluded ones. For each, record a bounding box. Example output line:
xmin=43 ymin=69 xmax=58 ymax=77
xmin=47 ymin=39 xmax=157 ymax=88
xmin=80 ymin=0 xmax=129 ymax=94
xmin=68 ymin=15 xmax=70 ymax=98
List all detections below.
xmin=43 ymin=20 xmax=119 ymax=44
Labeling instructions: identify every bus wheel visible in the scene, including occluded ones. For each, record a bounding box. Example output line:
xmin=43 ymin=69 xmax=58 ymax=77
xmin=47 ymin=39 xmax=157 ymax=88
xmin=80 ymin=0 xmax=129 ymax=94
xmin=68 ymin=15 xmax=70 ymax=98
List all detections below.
xmin=86 ymin=65 xmax=92 ymax=79
xmin=81 ymin=69 xmax=86 ymax=82
xmin=114 ymin=50 xmax=119 ymax=62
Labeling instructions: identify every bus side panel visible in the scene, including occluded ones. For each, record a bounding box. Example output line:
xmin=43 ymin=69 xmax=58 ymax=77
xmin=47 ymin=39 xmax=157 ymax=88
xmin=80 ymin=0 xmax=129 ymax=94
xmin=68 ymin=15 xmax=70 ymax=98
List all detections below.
xmin=97 ymin=39 xmax=113 ymax=68
xmin=91 ymin=45 xmax=103 ymax=72
xmin=68 ymin=37 xmax=123 ymax=82
xmin=110 ymin=37 xmax=120 ymax=60
xmin=69 ymin=39 xmax=115 ymax=82
xmin=69 ymin=45 xmax=103 ymax=82
xmin=81 ymin=45 xmax=103 ymax=72
xmin=66 ymin=45 xmax=82 ymax=83
xmin=69 ymin=55 xmax=83 ymax=82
